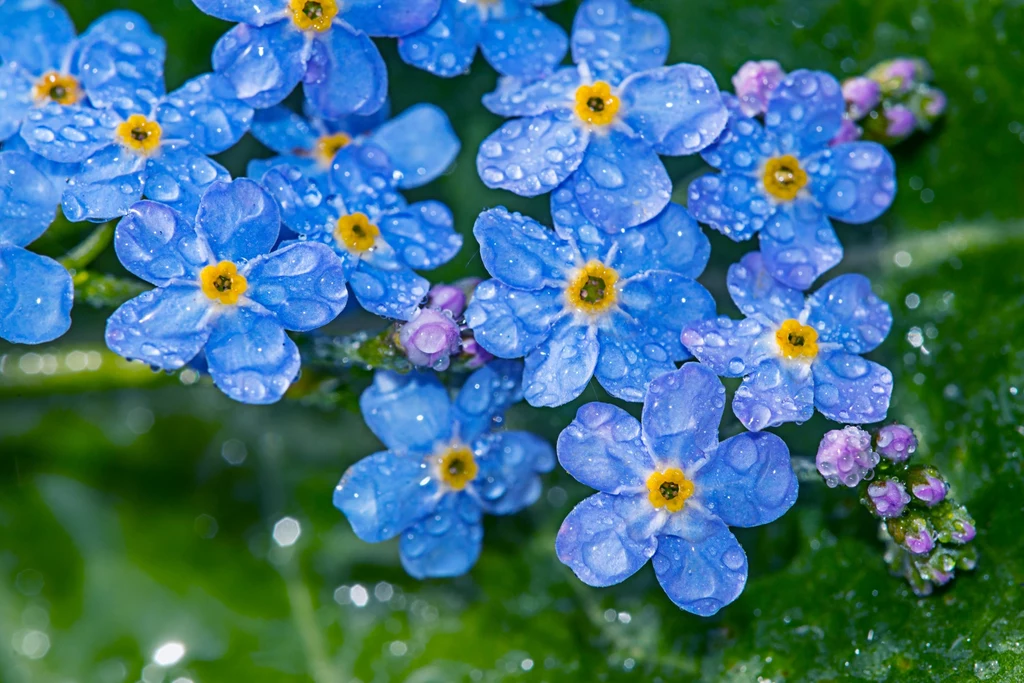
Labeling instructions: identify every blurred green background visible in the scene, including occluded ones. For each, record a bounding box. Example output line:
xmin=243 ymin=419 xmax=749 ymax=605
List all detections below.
xmin=2 ymin=0 xmax=1024 ymax=681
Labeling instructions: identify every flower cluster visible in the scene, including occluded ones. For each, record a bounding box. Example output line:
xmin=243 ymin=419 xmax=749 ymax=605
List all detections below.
xmin=0 ymin=0 xmax=970 ymax=611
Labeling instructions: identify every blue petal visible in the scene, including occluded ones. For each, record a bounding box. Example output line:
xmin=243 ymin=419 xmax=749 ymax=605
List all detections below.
xmin=0 ymin=244 xmax=72 ymax=344
xmin=378 ymin=201 xmax=461 ymax=270
xmin=0 ymin=0 xmax=75 ymax=74
xmin=557 ymin=402 xmax=654 ymax=493
xmin=480 ymin=7 xmax=567 ymax=80
xmin=204 ymin=307 xmax=301 ymax=404
xmin=330 ymin=141 xmax=403 ymax=216
xmin=244 ymin=241 xmax=348 ymax=331
xmin=764 ymin=70 xmax=844 ymax=155
xmin=20 ymin=104 xmax=120 ymax=164
xmin=653 ymin=511 xmax=747 ymax=616
xmin=464 ymin=279 xmax=565 ymax=358
xmin=806 ymin=141 xmax=896 ymax=224
xmin=194 ymin=178 xmax=280 ymax=263
xmin=104 ymin=284 xmax=213 ymax=369
xmin=190 ymin=0 xmax=289 ymax=25
xmin=1 ymin=135 xmax=73 ymax=203
xmin=260 ymin=164 xmax=333 ymax=235
xmin=482 ymin=67 xmax=581 ymax=118
xmin=555 ymin=492 xmax=658 ymax=587
xmin=326 ymin=102 xmax=392 ymax=137
xmin=681 ymin=316 xmax=774 ymax=378
xmin=595 ymin=316 xmax=675 ymax=403
xmin=474 ymin=206 xmax=574 ymax=290
xmin=732 ymin=358 xmax=815 ymax=431
xmin=570 ymin=129 xmax=670 ymax=231
xmin=0 ymin=150 xmax=59 ymax=247
xmin=144 ymin=141 xmax=230 ymax=219
xmin=477 ymin=110 xmax=589 ymax=197
xmin=474 ymin=430 xmax=554 ymax=515
xmin=759 ymin=204 xmax=843 ymax=291
xmin=333 ymin=449 xmax=437 ymax=542
xmin=806 ymin=274 xmax=892 ymax=354
xmin=113 ymin=200 xmax=208 ymax=285
xmin=451 ymin=359 xmax=524 ymax=442
xmin=693 ymin=431 xmax=798 ymax=527
xmin=303 ymin=25 xmax=387 ymax=120
xmin=212 ymin=22 xmax=306 ymax=110
xmin=522 ymin=318 xmax=598 ymax=407
xmin=607 ymin=203 xmax=710 ymax=278
xmin=0 ymin=63 xmax=33 ymax=142
xmin=726 ymin=251 xmax=805 ymax=323
xmin=397 ymin=0 xmax=481 ymax=78
xmin=686 ymin=172 xmax=769 ymax=242
xmin=369 ymin=104 xmax=459 ymax=189
xmin=342 ymin=0 xmax=442 ymax=37
xmin=700 ymin=107 xmax=776 ymax=173
xmin=812 ymin=352 xmax=893 ymax=424
xmin=62 ymin=144 xmax=145 ymax=223
xmin=75 ymin=12 xmax=166 ymax=115
xmin=571 ymin=0 xmax=669 ymax=83
xmin=360 ymin=370 xmax=452 ymax=452
xmin=619 ymin=64 xmax=727 ymax=156
xmin=250 ymin=106 xmax=318 ymax=156
xmin=349 ymin=259 xmax=429 ymax=320
xmin=399 ymin=493 xmax=483 ymax=579
xmin=157 ymin=73 xmax=254 ymax=155
xmin=640 ymin=363 xmax=724 ymax=466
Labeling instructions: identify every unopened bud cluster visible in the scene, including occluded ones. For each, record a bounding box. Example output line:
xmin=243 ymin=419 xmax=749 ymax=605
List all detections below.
xmin=397 ymin=279 xmax=493 ymax=371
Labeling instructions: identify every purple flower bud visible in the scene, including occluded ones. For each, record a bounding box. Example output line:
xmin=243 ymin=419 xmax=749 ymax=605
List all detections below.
xmin=901 ymin=517 xmax=936 ymax=555
xmin=885 ymin=105 xmax=917 ymax=139
xmin=428 ymin=284 xmax=468 ymax=318
xmin=875 ymin=423 xmax=917 ymax=462
xmin=952 ymin=519 xmax=976 ymax=544
xmin=842 ymin=77 xmax=881 ymax=119
xmin=866 ymin=479 xmax=911 ymax=518
xmin=831 ymin=118 xmax=862 ymax=145
xmin=920 ymin=86 xmax=947 ymax=119
xmin=816 ymin=426 xmax=879 ymax=488
xmin=460 ymin=335 xmax=494 ymax=369
xmin=398 ymin=308 xmax=461 ymax=371
xmin=909 ymin=468 xmax=947 ymax=506
xmin=732 ymin=60 xmax=785 ymax=117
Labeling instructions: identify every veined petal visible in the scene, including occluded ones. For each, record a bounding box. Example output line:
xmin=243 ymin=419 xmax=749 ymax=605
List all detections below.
xmin=571 ymin=0 xmax=669 ymax=83
xmin=342 ymin=0 xmax=442 ymax=37
xmin=75 ymin=11 xmax=166 ymax=115
xmin=104 ymin=284 xmax=213 ymax=369
xmin=0 ymin=150 xmax=59 ymax=247
xmin=700 ymin=107 xmax=776 ymax=173
xmin=806 ymin=273 xmax=892 ymax=353
xmin=522 ymin=317 xmax=598 ymax=407
xmin=474 ymin=206 xmax=574 ymax=290
xmin=359 ymin=370 xmax=452 ymax=452
xmin=759 ymin=204 xmax=843 ymax=291
xmin=244 ymin=241 xmax=348 ymax=331
xmin=480 ymin=7 xmax=567 ymax=80
xmin=726 ymin=251 xmax=805 ymax=323
xmin=764 ymin=69 xmax=844 ymax=155
xmin=330 ymin=141 xmax=403 ymax=217
xmin=616 ymin=270 xmax=715 ymax=355
xmin=194 ymin=178 xmax=280 ymax=263
xmin=0 ymin=0 xmax=75 ymax=74
xmin=303 ymin=24 xmax=387 ymax=119
xmin=686 ymin=172 xmax=769 ymax=242
xmin=464 ymin=279 xmax=564 ymax=359
xmin=557 ymin=402 xmax=654 ymax=493
xmin=145 ymin=141 xmax=231 ymax=220
xmin=20 ymin=104 xmax=120 ymax=164
xmin=474 ymin=430 xmax=554 ymax=515
xmin=397 ymin=0 xmax=482 ymax=78
xmin=451 ymin=359 xmax=524 ymax=442
xmin=260 ymin=164 xmax=333 ymax=235
xmin=0 ymin=64 xmax=33 ymax=143
xmin=733 ymin=358 xmax=815 ymax=431
xmin=482 ymin=67 xmax=580 ymax=118
xmin=205 ymin=307 xmax=301 ymax=404
xmin=681 ymin=316 xmax=774 ymax=378
xmin=157 ymin=73 xmax=254 ymax=155
xmin=806 ymin=141 xmax=896 ymax=224
xmin=190 ymin=0 xmax=289 ymax=25
xmin=212 ymin=21 xmax=306 ymax=110
xmin=113 ymin=200 xmax=209 ymax=286
xmin=604 ymin=202 xmax=710 ymax=278
xmin=641 ymin=363 xmax=724 ymax=468
xmin=250 ymin=105 xmax=318 ymax=156
xmin=812 ymin=352 xmax=893 ymax=424
xmin=348 ymin=259 xmax=429 ymax=321
xmin=378 ymin=201 xmax=461 ymax=270
xmin=62 ymin=144 xmax=145 ymax=223
xmin=595 ymin=316 xmax=676 ymax=403
xmin=399 ymin=493 xmax=483 ymax=579
xmin=370 ymin=104 xmax=459 ymax=189
xmin=0 ymin=245 xmax=73 ymax=344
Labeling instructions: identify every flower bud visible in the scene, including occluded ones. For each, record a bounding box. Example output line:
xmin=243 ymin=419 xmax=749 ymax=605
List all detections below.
xmin=907 ymin=466 xmax=947 ymax=506
xmin=842 ymin=77 xmax=881 ymax=120
xmin=885 ymin=105 xmax=917 ymax=140
xmin=428 ymin=283 xmax=468 ymax=317
xmin=890 ymin=515 xmax=935 ymax=555
xmin=398 ymin=308 xmax=462 ymax=371
xmin=870 ymin=58 xmax=929 ymax=95
xmin=816 ymin=426 xmax=879 ymax=487
xmin=831 ymin=118 xmax=861 ymax=145
xmin=918 ymin=86 xmax=947 ymax=123
xmin=459 ymin=335 xmax=494 ymax=369
xmin=875 ymin=423 xmax=917 ymax=462
xmin=865 ymin=479 xmax=911 ymax=518
xmin=732 ymin=60 xmax=785 ymax=117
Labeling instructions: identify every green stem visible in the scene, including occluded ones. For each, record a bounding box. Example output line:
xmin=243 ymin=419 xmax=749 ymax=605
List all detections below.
xmin=72 ymin=272 xmax=148 ymax=309
xmin=60 ymin=222 xmax=114 ymax=273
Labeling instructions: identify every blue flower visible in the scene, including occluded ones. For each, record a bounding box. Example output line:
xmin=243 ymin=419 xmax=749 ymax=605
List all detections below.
xmin=464 ymin=197 xmax=714 ymax=407
xmin=247 ymin=102 xmax=460 ymax=198
xmin=476 ymin=0 xmax=728 ymax=231
xmin=333 ymin=361 xmax=554 ymax=579
xmin=398 ymin=0 xmax=567 ymax=80
xmin=0 ymin=150 xmax=73 ymax=344
xmin=688 ymin=70 xmax=897 ymax=290
xmin=105 ymin=178 xmax=349 ymax=404
xmin=681 ymin=251 xmax=893 ymax=432
xmin=192 ymin=0 xmax=438 ymax=119
xmin=261 ymin=163 xmax=462 ymax=321
xmin=555 ymin=363 xmax=798 ymax=616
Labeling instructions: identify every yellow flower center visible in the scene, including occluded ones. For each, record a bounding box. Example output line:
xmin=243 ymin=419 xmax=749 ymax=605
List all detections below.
xmin=335 ymin=213 xmax=380 ymax=254
xmin=437 ymin=446 xmax=478 ymax=491
xmin=33 ymin=71 xmax=80 ymax=105
xmin=290 ymin=0 xmax=337 ymax=31
xmin=762 ymin=155 xmax=808 ymax=201
xmin=200 ymin=261 xmax=248 ymax=305
xmin=115 ymin=114 xmax=162 ymax=155
xmin=775 ymin=319 xmax=819 ymax=360
xmin=313 ymin=132 xmax=351 ymax=166
xmin=646 ymin=468 xmax=694 ymax=513
xmin=565 ymin=261 xmax=618 ymax=316
xmin=575 ymin=81 xmax=619 ymax=126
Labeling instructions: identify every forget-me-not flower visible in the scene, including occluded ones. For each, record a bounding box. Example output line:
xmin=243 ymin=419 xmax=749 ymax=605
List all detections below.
xmin=0 ymin=150 xmax=73 ymax=344
xmin=681 ymin=251 xmax=893 ymax=431
xmin=398 ymin=0 xmax=567 ymax=80
xmin=556 ymin=363 xmax=798 ymax=615
xmin=247 ymin=102 xmax=460 ymax=198
xmin=105 ymin=178 xmax=349 ymax=404
xmin=476 ymin=0 xmax=728 ymax=231
xmin=464 ymin=195 xmax=714 ymax=407
xmin=192 ymin=0 xmax=438 ymax=119
xmin=261 ymin=163 xmax=462 ymax=321
xmin=334 ymin=361 xmax=554 ymax=579
xmin=688 ymin=70 xmax=897 ymax=290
